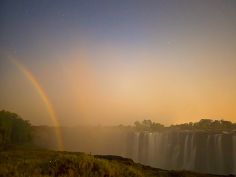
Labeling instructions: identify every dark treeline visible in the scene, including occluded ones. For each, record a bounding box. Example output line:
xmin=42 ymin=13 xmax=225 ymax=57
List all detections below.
xmin=133 ymin=119 xmax=236 ymax=132
xmin=1 ymin=109 xmax=236 ymax=149
xmin=0 ymin=110 xmax=32 ymax=148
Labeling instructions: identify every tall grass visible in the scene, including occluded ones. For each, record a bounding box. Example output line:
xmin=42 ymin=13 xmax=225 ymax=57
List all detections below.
xmin=0 ymin=150 xmax=144 ymax=177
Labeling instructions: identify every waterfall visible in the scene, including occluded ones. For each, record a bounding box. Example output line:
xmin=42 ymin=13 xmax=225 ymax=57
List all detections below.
xmin=206 ymin=135 xmax=211 ymax=172
xmin=213 ymin=134 xmax=223 ymax=173
xmin=132 ymin=132 xmax=139 ymax=162
xmin=234 ymin=135 xmax=236 ymax=174
xmin=171 ymin=132 xmax=180 ymax=169
xmin=183 ymin=133 xmax=191 ymax=169
xmin=147 ymin=132 xmax=155 ymax=166
xmin=154 ymin=132 xmax=163 ymax=168
xmin=218 ymin=134 xmax=223 ymax=172
xmin=189 ymin=133 xmax=196 ymax=170
xmin=126 ymin=131 xmax=236 ymax=175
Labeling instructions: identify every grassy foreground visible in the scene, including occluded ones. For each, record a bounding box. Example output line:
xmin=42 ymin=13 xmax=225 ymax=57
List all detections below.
xmin=0 ymin=147 xmax=231 ymax=177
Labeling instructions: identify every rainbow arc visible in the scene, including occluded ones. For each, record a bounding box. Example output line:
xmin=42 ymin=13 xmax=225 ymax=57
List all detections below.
xmin=10 ymin=57 xmax=64 ymax=151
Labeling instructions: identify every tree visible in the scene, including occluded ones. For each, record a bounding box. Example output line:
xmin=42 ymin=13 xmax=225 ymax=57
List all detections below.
xmin=194 ymin=119 xmax=213 ymax=129
xmin=134 ymin=120 xmax=165 ymax=131
xmin=0 ymin=110 xmax=32 ymax=147
xmin=133 ymin=118 xmax=236 ymax=132
xmin=220 ymin=120 xmax=233 ymax=129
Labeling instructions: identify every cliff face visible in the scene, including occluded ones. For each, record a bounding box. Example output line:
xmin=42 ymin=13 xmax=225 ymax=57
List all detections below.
xmin=33 ymin=127 xmax=236 ymax=175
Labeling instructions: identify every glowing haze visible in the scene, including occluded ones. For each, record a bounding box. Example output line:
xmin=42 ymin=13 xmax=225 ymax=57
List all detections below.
xmin=0 ymin=0 xmax=236 ymax=126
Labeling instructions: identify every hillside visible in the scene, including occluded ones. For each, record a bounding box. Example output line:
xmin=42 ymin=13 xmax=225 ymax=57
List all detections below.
xmin=0 ymin=147 xmax=232 ymax=177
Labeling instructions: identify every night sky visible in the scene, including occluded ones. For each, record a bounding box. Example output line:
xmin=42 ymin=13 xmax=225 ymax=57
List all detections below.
xmin=0 ymin=0 xmax=236 ymax=126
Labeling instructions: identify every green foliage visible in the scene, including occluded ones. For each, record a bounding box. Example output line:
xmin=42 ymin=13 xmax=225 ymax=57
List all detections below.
xmin=134 ymin=119 xmax=236 ymax=132
xmin=134 ymin=120 xmax=165 ymax=132
xmin=0 ymin=110 xmax=32 ymax=148
xmin=0 ymin=150 xmax=145 ymax=177
xmin=178 ymin=119 xmax=236 ymax=131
